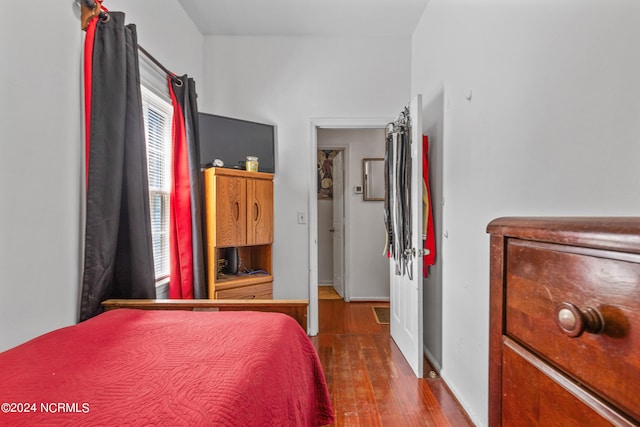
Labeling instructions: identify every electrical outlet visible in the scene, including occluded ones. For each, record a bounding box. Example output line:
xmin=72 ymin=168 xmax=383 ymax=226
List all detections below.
xmin=297 ymin=211 xmax=306 ymax=224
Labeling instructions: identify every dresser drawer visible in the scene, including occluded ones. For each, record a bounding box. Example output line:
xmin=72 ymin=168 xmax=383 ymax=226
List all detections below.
xmin=215 ymin=282 xmax=272 ymax=299
xmin=502 ymin=339 xmax=627 ymax=426
xmin=505 ymin=239 xmax=640 ymax=421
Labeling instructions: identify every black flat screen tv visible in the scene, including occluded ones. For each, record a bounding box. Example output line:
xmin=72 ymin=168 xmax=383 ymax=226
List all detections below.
xmin=198 ymin=113 xmax=275 ymax=173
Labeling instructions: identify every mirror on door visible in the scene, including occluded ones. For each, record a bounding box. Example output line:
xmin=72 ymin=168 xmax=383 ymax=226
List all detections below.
xmin=363 ymin=158 xmax=384 ymax=201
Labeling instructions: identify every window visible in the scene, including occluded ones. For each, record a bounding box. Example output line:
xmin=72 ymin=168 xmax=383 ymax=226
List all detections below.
xmin=139 ymin=53 xmax=173 ymax=292
xmin=141 ymin=87 xmax=172 ymax=283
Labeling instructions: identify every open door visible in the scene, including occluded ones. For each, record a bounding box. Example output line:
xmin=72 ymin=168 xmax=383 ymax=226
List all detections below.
xmin=332 ymin=151 xmax=345 ymax=298
xmin=389 ymin=95 xmax=424 ymax=377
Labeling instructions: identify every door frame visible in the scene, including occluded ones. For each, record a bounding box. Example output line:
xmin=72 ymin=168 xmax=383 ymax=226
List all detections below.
xmin=308 ymin=117 xmax=390 ymax=336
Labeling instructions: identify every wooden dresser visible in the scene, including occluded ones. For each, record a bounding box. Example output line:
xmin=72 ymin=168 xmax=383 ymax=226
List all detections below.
xmin=487 ymin=217 xmax=640 ymax=426
xmin=204 ymin=167 xmax=274 ymax=299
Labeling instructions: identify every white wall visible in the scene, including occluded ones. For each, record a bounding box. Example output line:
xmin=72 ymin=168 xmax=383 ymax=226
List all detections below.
xmin=202 ymin=36 xmax=411 ymax=299
xmin=318 ymin=128 xmax=389 ymax=300
xmin=0 ymin=0 xmax=202 ymax=352
xmin=412 ymin=1 xmax=640 ymax=425
xmin=0 ymin=1 xmax=82 ymax=353
xmin=109 ymin=0 xmax=204 ymax=91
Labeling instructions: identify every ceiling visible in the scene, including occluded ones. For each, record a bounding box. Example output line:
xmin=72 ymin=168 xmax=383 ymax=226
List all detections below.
xmin=177 ymin=0 xmax=429 ymax=37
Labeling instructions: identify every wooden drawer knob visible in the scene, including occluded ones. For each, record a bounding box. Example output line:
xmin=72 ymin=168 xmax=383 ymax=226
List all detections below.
xmin=554 ymin=302 xmax=605 ymax=338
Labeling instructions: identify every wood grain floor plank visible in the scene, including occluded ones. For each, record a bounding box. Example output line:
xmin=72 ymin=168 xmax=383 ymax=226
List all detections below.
xmin=332 ymin=335 xmax=359 ymax=417
xmin=315 ymin=299 xmax=474 ymax=426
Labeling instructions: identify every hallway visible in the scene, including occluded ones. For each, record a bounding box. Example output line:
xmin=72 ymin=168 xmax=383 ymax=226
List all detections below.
xmin=312 ymin=299 xmax=474 ymax=426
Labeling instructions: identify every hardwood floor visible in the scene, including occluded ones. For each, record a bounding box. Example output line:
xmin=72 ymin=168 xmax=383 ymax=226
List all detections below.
xmin=311 ymin=299 xmax=475 ymax=427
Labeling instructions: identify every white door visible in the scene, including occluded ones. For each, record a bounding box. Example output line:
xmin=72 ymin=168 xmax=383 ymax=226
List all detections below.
xmin=390 ymin=95 xmax=424 ymax=378
xmin=332 ymin=151 xmax=345 ymax=298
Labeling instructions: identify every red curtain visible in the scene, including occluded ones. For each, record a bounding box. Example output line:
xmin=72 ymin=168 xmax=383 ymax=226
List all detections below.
xmin=168 ymin=77 xmax=206 ymax=299
xmin=168 ymin=81 xmax=193 ymax=298
xmin=83 ymin=17 xmax=98 ymax=186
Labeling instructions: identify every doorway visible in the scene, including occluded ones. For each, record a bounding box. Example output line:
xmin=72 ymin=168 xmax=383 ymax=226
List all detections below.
xmin=308 ymin=118 xmax=390 ymax=336
xmin=317 ymin=148 xmax=345 ymax=300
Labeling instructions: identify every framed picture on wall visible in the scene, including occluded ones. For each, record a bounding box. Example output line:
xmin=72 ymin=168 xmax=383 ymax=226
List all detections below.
xmin=363 ymin=158 xmax=384 ymax=201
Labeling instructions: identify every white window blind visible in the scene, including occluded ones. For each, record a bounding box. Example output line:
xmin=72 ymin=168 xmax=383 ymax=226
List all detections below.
xmin=140 ymin=54 xmax=173 ymax=284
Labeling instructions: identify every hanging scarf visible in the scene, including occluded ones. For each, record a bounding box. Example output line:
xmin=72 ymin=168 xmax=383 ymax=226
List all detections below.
xmin=384 ymin=108 xmax=413 ymax=278
xmin=422 ymin=135 xmax=436 ymax=277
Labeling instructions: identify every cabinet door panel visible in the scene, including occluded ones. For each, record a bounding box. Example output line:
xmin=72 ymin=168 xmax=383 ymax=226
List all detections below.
xmin=247 ymin=178 xmax=273 ymax=245
xmin=215 ymin=175 xmax=246 ymax=247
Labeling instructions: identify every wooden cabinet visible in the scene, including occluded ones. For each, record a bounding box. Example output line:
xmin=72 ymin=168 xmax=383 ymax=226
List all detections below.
xmin=204 ymin=167 xmax=274 ymax=299
xmin=487 ymin=217 xmax=640 ymax=427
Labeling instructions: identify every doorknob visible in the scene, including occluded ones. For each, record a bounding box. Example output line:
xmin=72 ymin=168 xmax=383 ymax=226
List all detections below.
xmin=329 ymin=228 xmax=335 ymax=232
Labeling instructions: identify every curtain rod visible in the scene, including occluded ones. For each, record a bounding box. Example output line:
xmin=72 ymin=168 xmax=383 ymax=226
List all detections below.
xmin=138 ymin=46 xmax=182 ymax=86
xmin=79 ymin=0 xmax=182 ymax=86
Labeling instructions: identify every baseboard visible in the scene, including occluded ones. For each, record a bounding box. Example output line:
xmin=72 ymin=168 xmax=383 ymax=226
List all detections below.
xmin=424 ymin=345 xmax=442 ymax=373
xmin=439 ymin=370 xmax=482 ymax=427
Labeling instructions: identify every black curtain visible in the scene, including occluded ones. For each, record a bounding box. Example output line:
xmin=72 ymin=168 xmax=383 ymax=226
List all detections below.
xmin=168 ymin=76 xmax=207 ymax=299
xmin=80 ymin=12 xmax=155 ymax=321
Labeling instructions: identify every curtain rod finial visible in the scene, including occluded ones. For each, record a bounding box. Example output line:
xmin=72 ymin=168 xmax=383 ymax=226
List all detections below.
xmin=80 ymin=0 xmax=101 ymax=31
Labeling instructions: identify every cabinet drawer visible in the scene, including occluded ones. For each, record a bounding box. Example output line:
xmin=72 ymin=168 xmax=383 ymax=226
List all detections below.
xmin=505 ymin=240 xmax=640 ymax=421
xmin=215 ymin=282 xmax=273 ymax=300
xmin=502 ymin=339 xmax=633 ymax=426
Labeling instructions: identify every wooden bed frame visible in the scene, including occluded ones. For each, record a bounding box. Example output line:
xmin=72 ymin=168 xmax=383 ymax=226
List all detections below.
xmin=102 ymin=299 xmax=308 ymax=330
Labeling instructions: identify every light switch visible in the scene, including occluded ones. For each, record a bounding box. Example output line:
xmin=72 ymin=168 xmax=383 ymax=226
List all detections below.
xmin=297 ymin=211 xmax=306 ymax=224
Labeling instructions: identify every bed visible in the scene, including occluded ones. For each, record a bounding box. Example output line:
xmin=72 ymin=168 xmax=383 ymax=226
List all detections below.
xmin=0 ymin=300 xmax=334 ymax=426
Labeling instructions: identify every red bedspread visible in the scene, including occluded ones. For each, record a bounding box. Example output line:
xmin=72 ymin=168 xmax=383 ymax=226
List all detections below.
xmin=0 ymin=309 xmax=334 ymax=426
